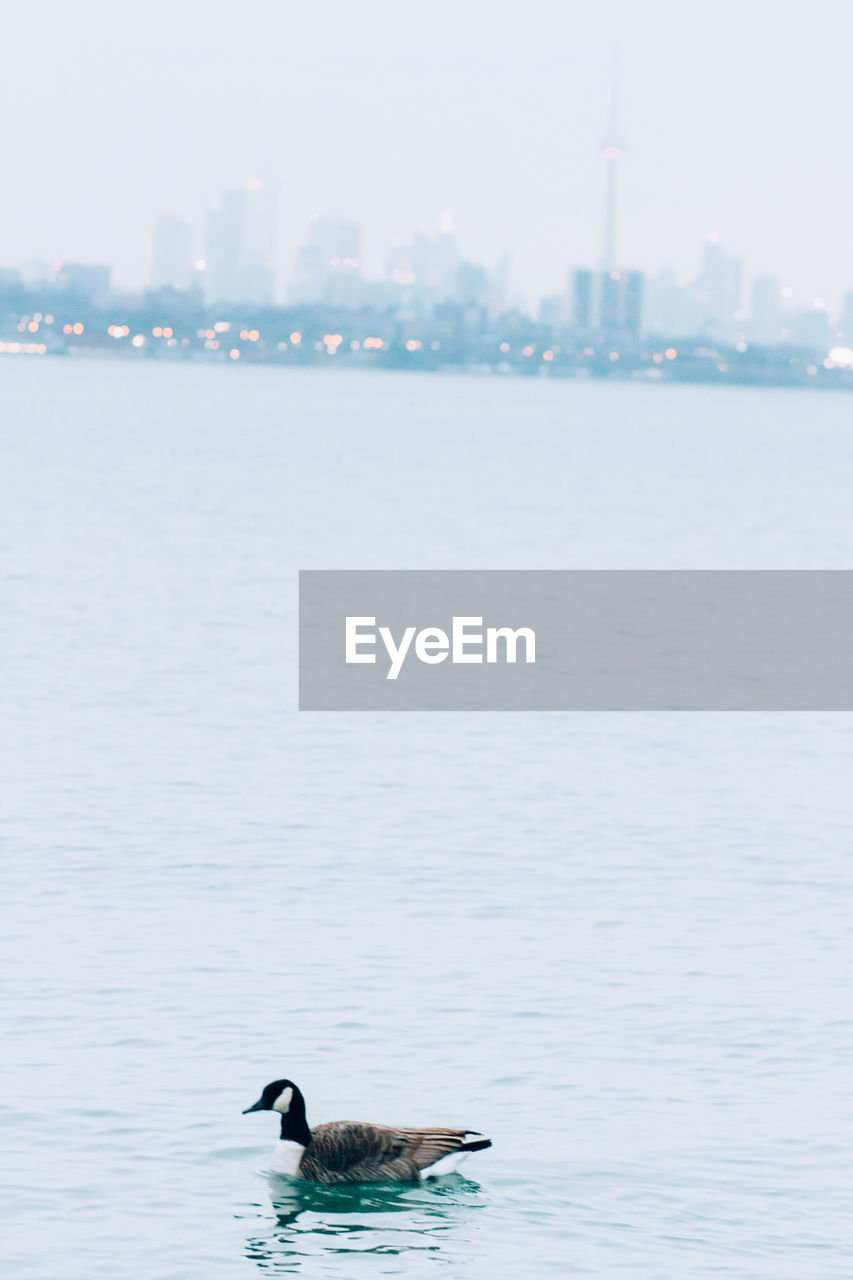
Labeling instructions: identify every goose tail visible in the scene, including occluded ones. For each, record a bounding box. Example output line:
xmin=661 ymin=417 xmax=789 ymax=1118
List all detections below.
xmin=459 ymin=1137 xmax=492 ymax=1152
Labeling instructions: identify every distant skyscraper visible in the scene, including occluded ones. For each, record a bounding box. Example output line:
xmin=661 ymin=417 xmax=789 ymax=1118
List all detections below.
xmin=696 ymin=233 xmax=742 ymax=339
xmin=205 ymin=180 xmax=277 ymax=304
xmin=599 ymin=83 xmax=625 ymax=270
xmin=645 ymin=269 xmax=702 ymax=338
xmin=570 ymin=266 xmax=643 ymax=342
xmin=151 ymin=215 xmax=193 ymax=291
xmin=289 ymin=216 xmax=362 ymax=307
xmin=599 ymin=269 xmax=623 ymax=333
xmin=595 ymin=268 xmax=644 ymax=343
xmin=622 ymin=270 xmax=644 ymax=340
xmin=572 ymin=268 xmax=594 ymax=332
xmin=384 ymin=215 xmax=459 ymax=305
xmin=749 ymin=276 xmax=781 ymax=344
xmin=454 ymin=261 xmax=490 ymax=307
xmin=434 ymin=212 xmax=459 ymax=298
xmin=386 ymin=242 xmax=417 ymax=286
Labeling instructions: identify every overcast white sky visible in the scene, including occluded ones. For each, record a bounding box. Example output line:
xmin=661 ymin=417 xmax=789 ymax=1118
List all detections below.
xmin=3 ymin=0 xmax=852 ymax=305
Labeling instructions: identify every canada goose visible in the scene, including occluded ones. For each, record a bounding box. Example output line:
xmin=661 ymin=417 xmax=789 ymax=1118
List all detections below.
xmin=242 ymin=1078 xmax=492 ymax=1183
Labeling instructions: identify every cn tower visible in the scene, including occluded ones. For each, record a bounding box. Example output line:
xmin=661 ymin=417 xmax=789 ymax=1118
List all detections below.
xmin=600 ymin=83 xmax=625 ymax=271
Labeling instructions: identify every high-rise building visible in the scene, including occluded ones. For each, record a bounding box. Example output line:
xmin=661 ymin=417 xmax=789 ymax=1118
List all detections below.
xmin=383 ymin=218 xmax=505 ymax=317
xmin=599 ymin=269 xmax=623 ymax=334
xmin=623 ymin=270 xmax=644 ymax=341
xmin=696 ymin=233 xmax=742 ymax=339
xmin=386 ymin=236 xmax=433 ymax=288
xmin=644 ymin=270 xmax=701 ymax=338
xmin=384 ymin=215 xmax=460 ymax=306
xmin=288 ymin=216 xmax=362 ymax=307
xmin=599 ymin=83 xmax=625 ymax=271
xmin=598 ymin=269 xmax=644 ymax=342
xmin=644 ymin=270 xmax=703 ymax=338
xmin=572 ymin=269 xmax=594 ymax=332
xmin=454 ymin=261 xmax=490 ymax=307
xmin=569 ymin=267 xmax=643 ymax=343
xmin=434 ymin=211 xmax=460 ymax=299
xmin=749 ymin=276 xmax=781 ymax=344
xmin=205 ymin=180 xmax=277 ymax=304
xmin=151 ymin=215 xmax=193 ymax=291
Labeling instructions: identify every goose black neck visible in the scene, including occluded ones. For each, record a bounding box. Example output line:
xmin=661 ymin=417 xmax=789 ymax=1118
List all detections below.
xmin=280 ymin=1090 xmax=311 ymax=1146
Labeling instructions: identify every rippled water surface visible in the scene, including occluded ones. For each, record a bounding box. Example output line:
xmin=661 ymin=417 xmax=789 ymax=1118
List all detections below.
xmin=3 ymin=360 xmax=853 ymax=1277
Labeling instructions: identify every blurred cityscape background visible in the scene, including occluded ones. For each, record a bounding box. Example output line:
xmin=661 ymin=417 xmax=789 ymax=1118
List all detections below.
xmin=3 ymin=75 xmax=853 ymax=386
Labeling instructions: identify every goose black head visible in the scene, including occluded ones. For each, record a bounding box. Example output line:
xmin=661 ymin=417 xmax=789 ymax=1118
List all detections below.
xmin=243 ymin=1078 xmax=299 ymax=1115
xmin=242 ymin=1079 xmax=311 ymax=1144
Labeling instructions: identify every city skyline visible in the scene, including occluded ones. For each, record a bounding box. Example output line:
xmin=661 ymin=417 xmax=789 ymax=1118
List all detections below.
xmin=8 ymin=172 xmax=853 ymax=348
xmin=3 ymin=1 xmax=853 ymax=308
xmin=4 ymin=189 xmax=853 ymax=385
xmin=8 ymin=163 xmax=853 ymax=320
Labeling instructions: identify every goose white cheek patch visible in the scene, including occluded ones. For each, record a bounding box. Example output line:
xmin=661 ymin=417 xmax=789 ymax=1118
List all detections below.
xmin=272 ymin=1087 xmax=293 ymax=1114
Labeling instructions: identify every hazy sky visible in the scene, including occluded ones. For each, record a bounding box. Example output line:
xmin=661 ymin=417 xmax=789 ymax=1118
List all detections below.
xmin=3 ymin=1 xmax=852 ymax=305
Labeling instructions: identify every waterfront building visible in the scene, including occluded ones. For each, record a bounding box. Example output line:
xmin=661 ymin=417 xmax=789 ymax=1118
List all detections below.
xmin=289 ymin=216 xmax=362 ymax=307
xmin=206 ymin=180 xmax=277 ymax=305
xmin=622 ymin=270 xmax=644 ymax=341
xmin=569 ymin=266 xmax=643 ymax=343
xmin=695 ymin=233 xmax=742 ymax=340
xmin=385 ymin=215 xmax=461 ymax=307
xmin=151 ymin=215 xmax=193 ymax=291
xmin=572 ymin=268 xmax=594 ymax=333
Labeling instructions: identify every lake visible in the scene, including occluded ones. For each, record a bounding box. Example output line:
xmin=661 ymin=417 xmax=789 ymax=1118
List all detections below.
xmin=2 ymin=358 xmax=853 ymax=1277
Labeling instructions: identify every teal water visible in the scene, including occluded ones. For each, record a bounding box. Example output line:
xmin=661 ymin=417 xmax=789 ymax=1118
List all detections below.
xmin=2 ymin=360 xmax=853 ymax=1277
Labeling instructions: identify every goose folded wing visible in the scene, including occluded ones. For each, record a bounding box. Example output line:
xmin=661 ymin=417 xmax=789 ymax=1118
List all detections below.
xmin=307 ymin=1121 xmax=411 ymax=1173
xmin=395 ymin=1126 xmax=481 ymax=1170
xmin=307 ymin=1123 xmax=477 ymax=1177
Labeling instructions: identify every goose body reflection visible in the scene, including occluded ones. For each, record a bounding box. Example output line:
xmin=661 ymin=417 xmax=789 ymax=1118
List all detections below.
xmin=244 ymin=1170 xmax=486 ymax=1271
xmin=266 ymin=1168 xmax=484 ymax=1226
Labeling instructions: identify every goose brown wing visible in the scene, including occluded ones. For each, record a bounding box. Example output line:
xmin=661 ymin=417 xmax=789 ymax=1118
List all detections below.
xmin=308 ymin=1122 xmax=406 ymax=1169
xmin=301 ymin=1123 xmax=481 ymax=1183
xmin=301 ymin=1122 xmax=413 ymax=1183
xmin=394 ymin=1126 xmax=481 ymax=1170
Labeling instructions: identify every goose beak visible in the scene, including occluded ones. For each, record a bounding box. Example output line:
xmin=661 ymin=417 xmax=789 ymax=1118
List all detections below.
xmin=242 ymin=1098 xmax=265 ymax=1114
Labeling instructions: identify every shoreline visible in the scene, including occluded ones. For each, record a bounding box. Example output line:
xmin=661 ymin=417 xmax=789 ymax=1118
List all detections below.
xmin=3 ymin=340 xmax=853 ymax=393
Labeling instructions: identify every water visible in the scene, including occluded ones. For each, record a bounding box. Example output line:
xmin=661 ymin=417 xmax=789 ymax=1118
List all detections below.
xmin=2 ymin=359 xmax=853 ymax=1277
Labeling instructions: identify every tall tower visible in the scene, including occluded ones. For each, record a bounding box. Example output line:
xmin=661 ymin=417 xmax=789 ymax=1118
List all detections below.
xmin=600 ymin=83 xmax=625 ymax=271
xmin=205 ymin=179 xmax=277 ymax=304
